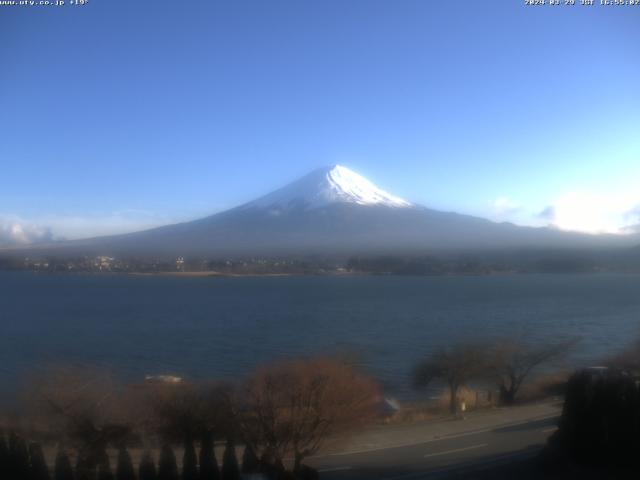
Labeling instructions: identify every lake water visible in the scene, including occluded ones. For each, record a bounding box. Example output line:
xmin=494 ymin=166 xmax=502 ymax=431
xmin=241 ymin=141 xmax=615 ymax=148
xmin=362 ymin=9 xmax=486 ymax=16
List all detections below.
xmin=2 ymin=272 xmax=640 ymax=400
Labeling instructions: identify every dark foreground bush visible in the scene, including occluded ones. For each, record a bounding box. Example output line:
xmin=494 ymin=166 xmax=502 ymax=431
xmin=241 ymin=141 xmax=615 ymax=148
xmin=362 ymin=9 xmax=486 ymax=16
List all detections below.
xmin=8 ymin=432 xmax=30 ymax=479
xmin=295 ymin=464 xmax=319 ymax=480
xmin=551 ymin=367 xmax=640 ymax=468
xmin=117 ymin=447 xmax=136 ymax=480
xmin=54 ymin=449 xmax=74 ymax=480
xmin=30 ymin=442 xmax=52 ymax=480
xmin=199 ymin=432 xmax=220 ymax=480
xmin=221 ymin=439 xmax=240 ymax=480
xmin=241 ymin=443 xmax=259 ymax=474
xmin=182 ymin=439 xmax=198 ymax=480
xmin=0 ymin=431 xmax=7 ymax=479
xmin=139 ymin=451 xmax=157 ymax=480
xmin=158 ymin=444 xmax=179 ymax=480
xmin=97 ymin=457 xmax=115 ymax=480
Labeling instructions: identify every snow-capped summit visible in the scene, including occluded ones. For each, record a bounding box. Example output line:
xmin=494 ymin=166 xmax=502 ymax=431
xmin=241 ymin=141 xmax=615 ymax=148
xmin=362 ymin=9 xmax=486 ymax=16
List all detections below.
xmin=243 ymin=165 xmax=412 ymax=211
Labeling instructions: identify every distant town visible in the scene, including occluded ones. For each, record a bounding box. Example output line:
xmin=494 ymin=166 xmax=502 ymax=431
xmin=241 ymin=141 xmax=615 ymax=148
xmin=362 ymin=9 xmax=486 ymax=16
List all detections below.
xmin=1 ymin=249 xmax=640 ymax=275
xmin=2 ymin=255 xmax=341 ymax=275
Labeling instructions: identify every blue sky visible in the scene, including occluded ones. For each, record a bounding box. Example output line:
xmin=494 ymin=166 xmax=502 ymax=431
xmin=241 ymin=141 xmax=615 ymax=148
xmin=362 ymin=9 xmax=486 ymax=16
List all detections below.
xmin=1 ymin=0 xmax=639 ymax=242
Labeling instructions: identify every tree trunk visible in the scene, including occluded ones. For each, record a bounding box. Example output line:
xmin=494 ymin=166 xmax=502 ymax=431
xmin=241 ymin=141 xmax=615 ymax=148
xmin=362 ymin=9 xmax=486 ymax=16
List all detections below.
xmin=449 ymin=384 xmax=459 ymax=414
xmin=499 ymin=384 xmax=516 ymax=405
xmin=498 ymin=372 xmax=521 ymax=405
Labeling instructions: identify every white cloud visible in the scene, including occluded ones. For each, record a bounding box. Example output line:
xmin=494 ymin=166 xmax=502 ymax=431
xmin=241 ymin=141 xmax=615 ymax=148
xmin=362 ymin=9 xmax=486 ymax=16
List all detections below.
xmin=0 ymin=210 xmax=184 ymax=247
xmin=0 ymin=218 xmax=53 ymax=246
xmin=537 ymin=191 xmax=640 ymax=234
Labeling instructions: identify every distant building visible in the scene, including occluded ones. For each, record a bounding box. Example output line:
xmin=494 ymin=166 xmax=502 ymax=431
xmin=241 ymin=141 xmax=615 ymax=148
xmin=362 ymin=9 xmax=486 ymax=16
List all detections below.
xmin=24 ymin=257 xmax=49 ymax=270
xmin=176 ymin=256 xmax=185 ymax=271
xmin=145 ymin=375 xmax=183 ymax=384
xmin=94 ymin=256 xmax=114 ymax=271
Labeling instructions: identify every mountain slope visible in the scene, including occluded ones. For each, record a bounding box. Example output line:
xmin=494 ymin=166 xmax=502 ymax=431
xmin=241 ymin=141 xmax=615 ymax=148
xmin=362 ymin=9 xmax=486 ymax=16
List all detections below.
xmin=6 ymin=165 xmax=639 ymax=258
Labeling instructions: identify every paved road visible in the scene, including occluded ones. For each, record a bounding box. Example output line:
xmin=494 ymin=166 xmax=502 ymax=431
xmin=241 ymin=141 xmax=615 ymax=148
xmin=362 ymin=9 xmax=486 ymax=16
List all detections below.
xmin=309 ymin=402 xmax=562 ymax=479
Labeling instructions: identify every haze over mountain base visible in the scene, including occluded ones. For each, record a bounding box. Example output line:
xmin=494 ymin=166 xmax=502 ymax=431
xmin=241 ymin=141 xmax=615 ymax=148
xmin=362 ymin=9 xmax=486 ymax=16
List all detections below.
xmin=2 ymin=166 xmax=639 ymax=260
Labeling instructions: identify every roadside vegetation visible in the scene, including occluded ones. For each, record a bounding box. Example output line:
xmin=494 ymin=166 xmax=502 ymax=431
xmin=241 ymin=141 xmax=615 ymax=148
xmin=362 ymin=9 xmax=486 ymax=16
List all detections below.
xmin=451 ymin=338 xmax=640 ymax=479
xmin=413 ymin=337 xmax=577 ymax=414
xmin=6 ymin=337 xmax=640 ymax=479
xmin=0 ymin=358 xmax=378 ymax=480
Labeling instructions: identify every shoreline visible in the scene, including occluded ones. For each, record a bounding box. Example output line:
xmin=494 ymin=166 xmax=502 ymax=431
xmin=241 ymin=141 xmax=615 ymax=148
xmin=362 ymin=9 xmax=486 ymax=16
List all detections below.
xmin=5 ymin=269 xmax=636 ymax=278
xmin=127 ymin=270 xmax=299 ymax=278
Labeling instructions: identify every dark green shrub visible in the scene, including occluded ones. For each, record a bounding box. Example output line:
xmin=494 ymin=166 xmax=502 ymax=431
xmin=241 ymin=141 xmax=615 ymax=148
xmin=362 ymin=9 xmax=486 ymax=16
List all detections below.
xmin=0 ymin=430 xmax=9 ymax=479
xmin=97 ymin=456 xmax=114 ymax=480
xmin=29 ymin=443 xmax=51 ymax=480
xmin=116 ymin=447 xmax=135 ymax=480
xmin=54 ymin=449 xmax=74 ymax=480
xmin=75 ymin=454 xmax=96 ymax=480
xmin=8 ymin=432 xmax=31 ymax=480
xmin=221 ymin=440 xmax=239 ymax=480
xmin=139 ymin=451 xmax=157 ymax=480
xmin=295 ymin=465 xmax=319 ymax=480
xmin=182 ymin=439 xmax=198 ymax=480
xmin=557 ymin=368 xmax=640 ymax=466
xmin=157 ymin=444 xmax=179 ymax=480
xmin=240 ymin=444 xmax=259 ymax=474
xmin=198 ymin=433 xmax=219 ymax=480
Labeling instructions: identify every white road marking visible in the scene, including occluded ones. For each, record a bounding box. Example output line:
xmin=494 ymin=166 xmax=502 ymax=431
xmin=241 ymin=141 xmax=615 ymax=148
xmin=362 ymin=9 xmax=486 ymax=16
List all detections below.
xmin=318 ymin=413 xmax=559 ymax=457
xmin=541 ymin=427 xmax=557 ymax=433
xmin=423 ymin=443 xmax=488 ymax=458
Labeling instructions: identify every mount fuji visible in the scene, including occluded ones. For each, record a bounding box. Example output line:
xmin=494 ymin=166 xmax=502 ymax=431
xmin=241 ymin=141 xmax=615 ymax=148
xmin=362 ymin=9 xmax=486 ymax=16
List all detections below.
xmin=12 ymin=165 xmax=637 ymax=258
xmin=242 ymin=165 xmax=412 ymax=211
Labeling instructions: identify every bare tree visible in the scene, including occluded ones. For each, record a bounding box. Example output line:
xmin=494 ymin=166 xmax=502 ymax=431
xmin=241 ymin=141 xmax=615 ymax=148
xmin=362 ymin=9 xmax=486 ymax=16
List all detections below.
xmin=28 ymin=366 xmax=132 ymax=472
xmin=413 ymin=342 xmax=488 ymax=414
xmin=130 ymin=380 xmax=233 ymax=444
xmin=238 ymin=357 xmax=379 ymax=473
xmin=487 ymin=337 xmax=577 ymax=405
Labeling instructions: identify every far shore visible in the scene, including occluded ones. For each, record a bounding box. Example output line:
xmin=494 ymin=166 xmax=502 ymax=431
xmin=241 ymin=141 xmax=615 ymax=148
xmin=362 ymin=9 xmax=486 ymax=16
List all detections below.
xmin=127 ymin=270 xmax=299 ymax=278
xmin=5 ymin=269 xmax=635 ymax=278
xmin=124 ymin=270 xmax=518 ymax=278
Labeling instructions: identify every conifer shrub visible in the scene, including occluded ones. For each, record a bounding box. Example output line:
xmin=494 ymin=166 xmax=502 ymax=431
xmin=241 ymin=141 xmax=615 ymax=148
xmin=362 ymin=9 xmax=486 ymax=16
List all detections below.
xmin=76 ymin=454 xmax=97 ymax=480
xmin=98 ymin=456 xmax=115 ymax=480
xmin=198 ymin=433 xmax=219 ymax=480
xmin=240 ymin=444 xmax=259 ymax=474
xmin=139 ymin=451 xmax=157 ymax=480
xmin=8 ymin=432 xmax=31 ymax=480
xmin=29 ymin=442 xmax=51 ymax=480
xmin=182 ymin=439 xmax=198 ymax=480
xmin=221 ymin=440 xmax=240 ymax=480
xmin=54 ymin=449 xmax=74 ymax=480
xmin=0 ymin=430 xmax=9 ymax=479
xmin=294 ymin=465 xmax=319 ymax=480
xmin=157 ymin=444 xmax=179 ymax=480
xmin=116 ymin=447 xmax=136 ymax=480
